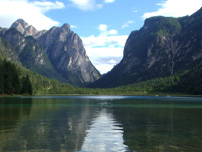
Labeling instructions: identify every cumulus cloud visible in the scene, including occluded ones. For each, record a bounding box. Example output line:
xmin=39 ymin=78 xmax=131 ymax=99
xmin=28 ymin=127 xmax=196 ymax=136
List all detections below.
xmin=122 ymin=20 xmax=135 ymax=29
xmin=68 ymin=0 xmax=115 ymax=11
xmin=84 ymin=46 xmax=124 ymax=74
xmin=98 ymin=24 xmax=118 ymax=36
xmin=82 ymin=24 xmax=128 ymax=74
xmin=143 ymin=0 xmax=202 ymax=19
xmin=0 ymin=0 xmax=65 ymax=30
xmin=98 ymin=24 xmax=108 ymax=31
xmin=108 ymin=29 xmax=118 ymax=35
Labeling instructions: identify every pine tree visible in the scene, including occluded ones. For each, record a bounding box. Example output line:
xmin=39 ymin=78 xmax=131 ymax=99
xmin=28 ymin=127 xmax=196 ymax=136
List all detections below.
xmin=26 ymin=75 xmax=33 ymax=95
xmin=21 ymin=75 xmax=33 ymax=95
xmin=0 ymin=62 xmax=3 ymax=94
xmin=3 ymin=59 xmax=14 ymax=94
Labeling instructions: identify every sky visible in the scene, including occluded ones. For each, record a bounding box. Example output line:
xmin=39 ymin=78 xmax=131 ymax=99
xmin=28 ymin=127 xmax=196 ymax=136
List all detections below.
xmin=0 ymin=0 xmax=202 ymax=74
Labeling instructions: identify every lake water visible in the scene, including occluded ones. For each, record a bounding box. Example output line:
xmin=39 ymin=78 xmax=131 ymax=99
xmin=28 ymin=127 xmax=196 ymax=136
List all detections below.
xmin=0 ymin=95 xmax=202 ymax=152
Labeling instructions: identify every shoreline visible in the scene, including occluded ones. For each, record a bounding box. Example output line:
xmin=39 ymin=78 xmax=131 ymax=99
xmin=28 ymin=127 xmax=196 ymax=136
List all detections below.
xmin=1 ymin=93 xmax=202 ymax=98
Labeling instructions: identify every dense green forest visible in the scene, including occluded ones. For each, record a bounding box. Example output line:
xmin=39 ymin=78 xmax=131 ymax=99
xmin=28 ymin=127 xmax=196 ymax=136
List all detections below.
xmin=0 ymin=58 xmax=75 ymax=95
xmin=0 ymin=59 xmax=32 ymax=95
xmin=0 ymin=58 xmax=202 ymax=96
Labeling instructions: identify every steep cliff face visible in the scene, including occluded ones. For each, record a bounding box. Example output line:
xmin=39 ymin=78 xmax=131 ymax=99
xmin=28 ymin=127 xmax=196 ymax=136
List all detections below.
xmin=38 ymin=24 xmax=100 ymax=85
xmin=0 ymin=36 xmax=19 ymax=63
xmin=1 ymin=27 xmax=65 ymax=81
xmin=91 ymin=7 xmax=202 ymax=88
xmin=1 ymin=19 xmax=101 ymax=86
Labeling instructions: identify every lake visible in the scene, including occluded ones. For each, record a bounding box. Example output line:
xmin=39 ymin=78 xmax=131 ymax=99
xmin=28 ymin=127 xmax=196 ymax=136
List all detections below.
xmin=0 ymin=95 xmax=202 ymax=152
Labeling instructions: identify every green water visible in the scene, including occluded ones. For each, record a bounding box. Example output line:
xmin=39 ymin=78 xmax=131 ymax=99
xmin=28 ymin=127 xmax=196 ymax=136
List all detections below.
xmin=0 ymin=96 xmax=202 ymax=152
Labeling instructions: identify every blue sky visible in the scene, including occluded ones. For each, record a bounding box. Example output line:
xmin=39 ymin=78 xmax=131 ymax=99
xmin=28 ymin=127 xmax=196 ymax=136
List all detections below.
xmin=0 ymin=0 xmax=202 ymax=74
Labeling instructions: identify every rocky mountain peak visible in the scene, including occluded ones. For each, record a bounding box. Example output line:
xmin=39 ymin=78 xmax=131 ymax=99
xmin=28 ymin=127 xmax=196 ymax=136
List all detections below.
xmin=0 ymin=27 xmax=8 ymax=35
xmin=1 ymin=18 xmax=101 ymax=86
xmin=25 ymin=25 xmax=38 ymax=36
xmin=10 ymin=19 xmax=28 ymax=34
xmin=10 ymin=19 xmax=38 ymax=37
xmin=38 ymin=22 xmax=101 ymax=86
xmin=61 ymin=23 xmax=70 ymax=30
xmin=11 ymin=19 xmax=29 ymax=30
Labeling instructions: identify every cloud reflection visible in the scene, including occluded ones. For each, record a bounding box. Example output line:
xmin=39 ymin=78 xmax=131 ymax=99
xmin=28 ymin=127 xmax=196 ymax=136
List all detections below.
xmin=79 ymin=109 xmax=128 ymax=152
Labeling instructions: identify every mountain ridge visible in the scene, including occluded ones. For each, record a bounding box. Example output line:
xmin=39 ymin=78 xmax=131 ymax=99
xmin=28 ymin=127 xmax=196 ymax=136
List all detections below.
xmin=90 ymin=7 xmax=202 ymax=88
xmin=0 ymin=19 xmax=101 ymax=86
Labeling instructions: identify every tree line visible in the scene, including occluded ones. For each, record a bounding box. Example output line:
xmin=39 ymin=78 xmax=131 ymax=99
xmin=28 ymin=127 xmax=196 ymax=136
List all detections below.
xmin=0 ymin=59 xmax=33 ymax=95
xmin=1 ymin=58 xmax=201 ymax=96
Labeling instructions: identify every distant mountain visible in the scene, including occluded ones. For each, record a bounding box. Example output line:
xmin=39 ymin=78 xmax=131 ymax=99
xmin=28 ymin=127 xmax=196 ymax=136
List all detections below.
xmin=91 ymin=7 xmax=202 ymax=88
xmin=0 ymin=19 xmax=101 ymax=86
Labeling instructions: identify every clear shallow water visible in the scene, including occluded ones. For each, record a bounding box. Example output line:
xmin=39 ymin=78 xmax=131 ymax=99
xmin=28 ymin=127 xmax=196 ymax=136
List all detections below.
xmin=0 ymin=95 xmax=202 ymax=152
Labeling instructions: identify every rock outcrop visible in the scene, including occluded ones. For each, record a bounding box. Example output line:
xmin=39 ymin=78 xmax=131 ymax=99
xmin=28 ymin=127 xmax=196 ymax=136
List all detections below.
xmin=91 ymin=7 xmax=202 ymax=88
xmin=38 ymin=23 xmax=100 ymax=85
xmin=0 ymin=19 xmax=101 ymax=86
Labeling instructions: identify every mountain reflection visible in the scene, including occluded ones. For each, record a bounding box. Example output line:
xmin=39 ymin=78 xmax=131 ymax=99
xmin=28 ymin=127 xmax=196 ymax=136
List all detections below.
xmin=80 ymin=109 xmax=128 ymax=152
xmin=1 ymin=96 xmax=202 ymax=152
xmin=0 ymin=97 xmax=33 ymax=133
xmin=0 ymin=97 xmax=98 ymax=152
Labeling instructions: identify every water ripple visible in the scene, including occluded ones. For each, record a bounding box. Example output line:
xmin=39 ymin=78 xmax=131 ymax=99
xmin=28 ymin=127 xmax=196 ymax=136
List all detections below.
xmin=79 ymin=109 xmax=128 ymax=152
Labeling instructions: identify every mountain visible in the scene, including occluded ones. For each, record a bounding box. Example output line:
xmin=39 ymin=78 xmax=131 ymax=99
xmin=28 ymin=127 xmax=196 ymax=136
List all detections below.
xmin=38 ymin=24 xmax=100 ymax=86
xmin=1 ymin=26 xmax=67 ymax=82
xmin=0 ymin=35 xmax=19 ymax=63
xmin=90 ymin=7 xmax=202 ymax=88
xmin=0 ymin=19 xmax=101 ymax=86
xmin=10 ymin=19 xmax=39 ymax=37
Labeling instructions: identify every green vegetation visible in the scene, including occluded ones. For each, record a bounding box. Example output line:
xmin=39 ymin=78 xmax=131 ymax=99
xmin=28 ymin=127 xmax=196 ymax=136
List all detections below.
xmin=96 ymin=63 xmax=202 ymax=95
xmin=0 ymin=57 xmax=202 ymax=96
xmin=21 ymin=75 xmax=33 ymax=95
xmin=0 ymin=59 xmax=32 ymax=95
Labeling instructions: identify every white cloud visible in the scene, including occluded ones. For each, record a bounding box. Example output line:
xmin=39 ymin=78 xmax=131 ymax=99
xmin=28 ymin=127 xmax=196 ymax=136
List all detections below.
xmin=70 ymin=25 xmax=77 ymax=29
xmin=68 ymin=0 xmax=115 ymax=11
xmin=108 ymin=59 xmax=117 ymax=64
xmin=0 ymin=0 xmax=65 ymax=30
xmin=108 ymin=29 xmax=118 ymax=35
xmin=32 ymin=1 xmax=65 ymax=13
xmin=69 ymin=0 xmax=96 ymax=11
xmin=98 ymin=24 xmax=108 ymax=31
xmin=94 ymin=63 xmax=115 ymax=74
xmin=97 ymin=24 xmax=118 ymax=36
xmin=143 ymin=0 xmax=202 ymax=19
xmin=82 ymin=24 xmax=128 ymax=74
xmin=84 ymin=46 xmax=124 ymax=74
xmin=104 ymin=0 xmax=115 ymax=3
xmin=122 ymin=20 xmax=135 ymax=29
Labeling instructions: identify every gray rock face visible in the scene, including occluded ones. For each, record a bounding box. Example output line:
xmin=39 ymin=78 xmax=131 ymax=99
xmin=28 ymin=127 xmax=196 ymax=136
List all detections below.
xmin=0 ymin=36 xmax=19 ymax=63
xmin=91 ymin=7 xmax=202 ymax=88
xmin=1 ymin=27 xmax=65 ymax=82
xmin=0 ymin=27 xmax=8 ymax=35
xmin=10 ymin=19 xmax=47 ymax=39
xmin=38 ymin=23 xmax=100 ymax=85
xmin=1 ymin=19 xmax=101 ymax=86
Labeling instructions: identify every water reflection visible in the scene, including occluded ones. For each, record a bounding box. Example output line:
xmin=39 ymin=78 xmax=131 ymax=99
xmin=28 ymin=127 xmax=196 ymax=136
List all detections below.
xmin=0 ymin=97 xmax=32 ymax=133
xmin=111 ymin=98 xmax=202 ymax=152
xmin=80 ymin=109 xmax=128 ymax=152
xmin=0 ymin=97 xmax=97 ymax=152
xmin=0 ymin=96 xmax=202 ymax=152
